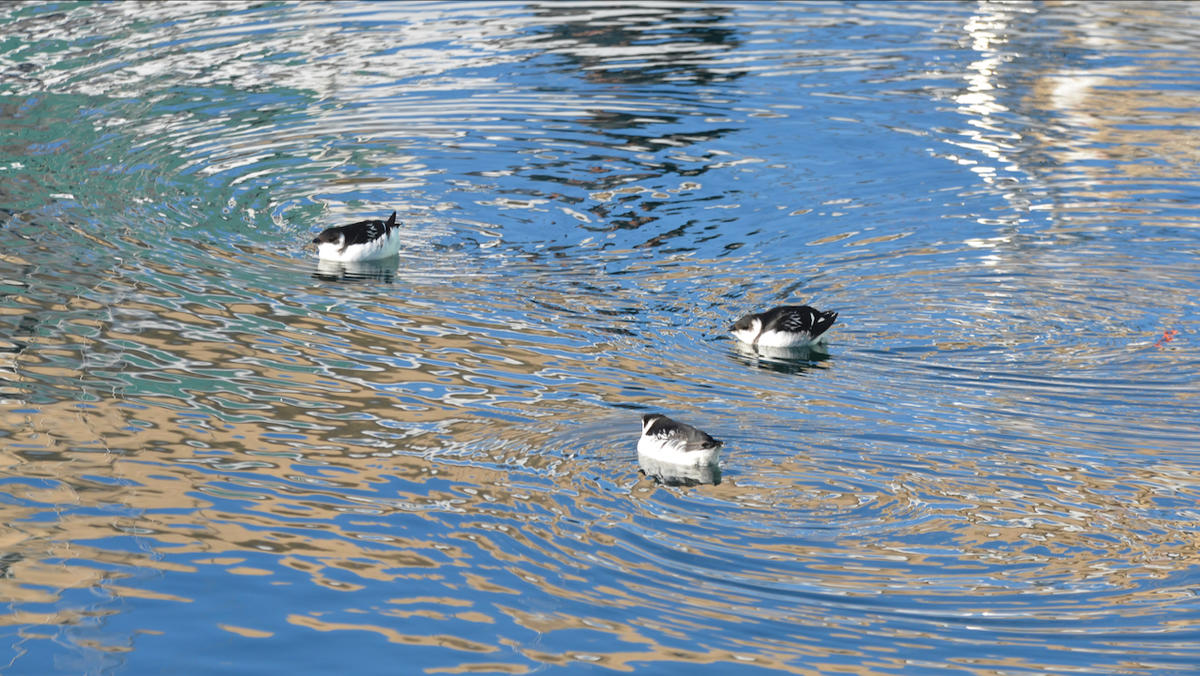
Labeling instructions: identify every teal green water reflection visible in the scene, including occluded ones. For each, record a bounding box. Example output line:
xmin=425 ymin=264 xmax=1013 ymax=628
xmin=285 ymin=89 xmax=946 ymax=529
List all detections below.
xmin=2 ymin=1 xmax=1199 ymax=674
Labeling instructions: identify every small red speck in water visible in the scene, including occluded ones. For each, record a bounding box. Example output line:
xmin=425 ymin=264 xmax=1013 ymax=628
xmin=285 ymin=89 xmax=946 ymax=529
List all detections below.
xmin=1155 ymin=329 xmax=1179 ymax=348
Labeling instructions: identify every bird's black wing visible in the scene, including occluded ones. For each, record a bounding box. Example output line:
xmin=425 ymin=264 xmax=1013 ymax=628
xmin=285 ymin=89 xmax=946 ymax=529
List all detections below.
xmin=767 ymin=305 xmax=837 ymax=338
xmin=766 ymin=306 xmax=818 ymax=333
xmin=647 ymin=415 xmax=684 ymax=438
xmin=649 ymin=415 xmax=721 ymax=448
xmin=340 ymin=218 xmax=386 ymax=246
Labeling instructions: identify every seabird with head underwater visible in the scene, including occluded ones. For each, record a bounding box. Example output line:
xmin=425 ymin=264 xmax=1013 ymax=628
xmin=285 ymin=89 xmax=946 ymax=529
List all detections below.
xmin=311 ymin=211 xmax=403 ymax=263
xmin=730 ymin=304 xmax=838 ymax=349
xmin=310 ymin=211 xmax=404 ymax=282
xmin=637 ymin=413 xmax=723 ymax=486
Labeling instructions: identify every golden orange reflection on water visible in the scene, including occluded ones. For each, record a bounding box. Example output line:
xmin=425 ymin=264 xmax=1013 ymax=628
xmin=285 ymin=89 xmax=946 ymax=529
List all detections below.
xmin=1 ymin=1 xmax=1199 ymax=672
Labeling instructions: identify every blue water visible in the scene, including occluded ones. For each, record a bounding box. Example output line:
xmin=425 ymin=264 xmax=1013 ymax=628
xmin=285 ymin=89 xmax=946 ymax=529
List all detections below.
xmin=1 ymin=1 xmax=1199 ymax=673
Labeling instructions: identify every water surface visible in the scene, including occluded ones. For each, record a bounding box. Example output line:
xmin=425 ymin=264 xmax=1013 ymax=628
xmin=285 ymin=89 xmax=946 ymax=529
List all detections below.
xmin=1 ymin=1 xmax=1199 ymax=674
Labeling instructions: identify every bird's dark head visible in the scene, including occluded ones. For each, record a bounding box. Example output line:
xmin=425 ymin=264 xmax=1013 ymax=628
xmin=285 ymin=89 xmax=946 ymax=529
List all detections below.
xmin=730 ymin=312 xmax=763 ymax=342
xmin=312 ymin=227 xmax=343 ymax=246
xmin=730 ymin=313 xmax=756 ymax=332
xmin=641 ymin=413 xmax=665 ymax=433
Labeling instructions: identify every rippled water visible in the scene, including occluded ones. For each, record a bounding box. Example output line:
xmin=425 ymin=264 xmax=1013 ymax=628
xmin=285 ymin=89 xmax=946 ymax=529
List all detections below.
xmin=2 ymin=1 xmax=1199 ymax=673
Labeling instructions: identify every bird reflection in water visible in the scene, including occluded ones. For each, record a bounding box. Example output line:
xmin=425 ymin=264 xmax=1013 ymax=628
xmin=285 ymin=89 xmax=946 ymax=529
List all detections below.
xmin=312 ymin=258 xmax=399 ymax=283
xmin=729 ymin=339 xmax=832 ymax=375
xmin=638 ymin=454 xmax=722 ymax=486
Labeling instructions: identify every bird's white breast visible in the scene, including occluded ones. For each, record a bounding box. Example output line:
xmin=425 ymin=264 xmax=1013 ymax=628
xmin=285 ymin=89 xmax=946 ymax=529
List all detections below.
xmin=637 ymin=434 xmax=720 ymax=467
xmin=731 ymin=326 xmax=760 ymax=345
xmin=317 ymin=230 xmax=402 ymax=262
xmin=755 ymin=328 xmax=819 ymax=348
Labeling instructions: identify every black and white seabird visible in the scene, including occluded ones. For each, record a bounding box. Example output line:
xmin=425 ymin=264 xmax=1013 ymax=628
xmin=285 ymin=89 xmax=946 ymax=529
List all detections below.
xmin=638 ymin=413 xmax=723 ymax=467
xmin=312 ymin=211 xmax=402 ymax=262
xmin=730 ymin=305 xmax=838 ymax=348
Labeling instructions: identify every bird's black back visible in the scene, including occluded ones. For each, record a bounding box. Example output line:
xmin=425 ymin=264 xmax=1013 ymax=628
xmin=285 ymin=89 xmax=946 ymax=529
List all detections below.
xmin=642 ymin=413 xmax=722 ymax=449
xmin=313 ymin=211 xmax=398 ymax=246
xmin=760 ymin=305 xmax=838 ymax=338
